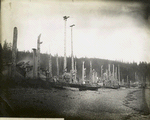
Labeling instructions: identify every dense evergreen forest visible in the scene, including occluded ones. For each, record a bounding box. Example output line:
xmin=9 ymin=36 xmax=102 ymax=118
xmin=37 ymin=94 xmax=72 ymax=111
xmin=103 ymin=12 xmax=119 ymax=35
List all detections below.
xmin=2 ymin=40 xmax=150 ymax=83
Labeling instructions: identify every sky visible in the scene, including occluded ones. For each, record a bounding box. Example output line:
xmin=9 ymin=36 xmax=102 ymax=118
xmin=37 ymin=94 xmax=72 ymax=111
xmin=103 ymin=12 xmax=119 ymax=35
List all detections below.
xmin=1 ymin=0 xmax=150 ymax=63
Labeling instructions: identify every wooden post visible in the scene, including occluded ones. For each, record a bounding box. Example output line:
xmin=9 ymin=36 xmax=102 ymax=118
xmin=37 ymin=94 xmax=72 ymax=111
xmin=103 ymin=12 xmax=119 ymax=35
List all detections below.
xmin=56 ymin=53 xmax=59 ymax=77
xmin=70 ymin=24 xmax=75 ymax=73
xmin=95 ymin=71 xmax=97 ymax=83
xmin=115 ymin=67 xmax=117 ymax=80
xmin=106 ymin=69 xmax=108 ymax=80
xmin=82 ymin=61 xmax=85 ymax=83
xmin=135 ymin=72 xmax=136 ymax=82
xmin=127 ymin=75 xmax=128 ymax=84
xmin=90 ymin=61 xmax=92 ymax=81
xmin=113 ymin=64 xmax=114 ymax=80
xmin=32 ymin=48 xmax=37 ymax=78
xmin=92 ymin=69 xmax=95 ymax=83
xmin=122 ymin=79 xmax=124 ymax=85
xmin=49 ymin=53 xmax=52 ymax=78
xmin=11 ymin=27 xmax=18 ymax=78
xmin=108 ymin=64 xmax=111 ymax=80
xmin=118 ymin=65 xmax=120 ymax=85
xmin=75 ymin=61 xmax=77 ymax=82
xmin=37 ymin=34 xmax=42 ymax=78
xmin=93 ymin=69 xmax=97 ymax=83
xmin=101 ymin=65 xmax=103 ymax=80
xmin=84 ymin=68 xmax=86 ymax=82
xmin=63 ymin=16 xmax=69 ymax=72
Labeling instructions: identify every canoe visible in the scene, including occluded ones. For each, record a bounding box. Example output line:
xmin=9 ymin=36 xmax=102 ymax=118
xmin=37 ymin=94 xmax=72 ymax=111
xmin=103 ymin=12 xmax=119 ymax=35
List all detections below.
xmin=79 ymin=84 xmax=100 ymax=91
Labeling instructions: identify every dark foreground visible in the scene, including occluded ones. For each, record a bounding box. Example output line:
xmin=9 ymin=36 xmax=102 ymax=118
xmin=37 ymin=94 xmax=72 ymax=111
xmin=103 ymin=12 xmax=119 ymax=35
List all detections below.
xmin=0 ymin=86 xmax=150 ymax=120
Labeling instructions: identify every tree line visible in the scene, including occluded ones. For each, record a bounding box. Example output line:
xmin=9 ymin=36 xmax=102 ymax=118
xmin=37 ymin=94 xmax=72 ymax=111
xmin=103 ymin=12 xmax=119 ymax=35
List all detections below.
xmin=2 ymin=40 xmax=150 ymax=82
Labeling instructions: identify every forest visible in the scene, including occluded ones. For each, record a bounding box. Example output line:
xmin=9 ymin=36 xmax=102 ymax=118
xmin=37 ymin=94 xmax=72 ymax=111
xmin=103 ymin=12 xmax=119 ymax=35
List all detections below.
xmin=1 ymin=40 xmax=150 ymax=83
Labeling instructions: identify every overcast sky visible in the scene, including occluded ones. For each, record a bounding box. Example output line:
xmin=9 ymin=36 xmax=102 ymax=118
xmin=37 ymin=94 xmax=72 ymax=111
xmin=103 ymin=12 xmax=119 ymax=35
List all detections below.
xmin=2 ymin=0 xmax=150 ymax=63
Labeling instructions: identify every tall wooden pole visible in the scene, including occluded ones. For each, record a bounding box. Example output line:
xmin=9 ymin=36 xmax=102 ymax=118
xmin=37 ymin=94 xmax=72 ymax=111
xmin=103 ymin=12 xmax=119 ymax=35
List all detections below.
xmin=113 ymin=64 xmax=114 ymax=80
xmin=92 ymin=69 xmax=95 ymax=83
xmin=101 ymin=65 xmax=103 ymax=80
xmin=95 ymin=71 xmax=97 ymax=83
xmin=82 ymin=61 xmax=85 ymax=83
xmin=63 ymin=16 xmax=69 ymax=73
xmin=90 ymin=61 xmax=92 ymax=81
xmin=106 ymin=69 xmax=108 ymax=80
xmin=56 ymin=53 xmax=59 ymax=76
xmin=122 ymin=79 xmax=124 ymax=85
xmin=11 ymin=27 xmax=18 ymax=78
xmin=70 ymin=24 xmax=75 ymax=73
xmin=135 ymin=72 xmax=136 ymax=82
xmin=118 ymin=65 xmax=120 ymax=85
xmin=32 ymin=48 xmax=37 ymax=78
xmin=37 ymin=34 xmax=42 ymax=78
xmin=108 ymin=64 xmax=110 ymax=80
xmin=49 ymin=53 xmax=52 ymax=78
xmin=115 ymin=67 xmax=117 ymax=80
xmin=75 ymin=61 xmax=77 ymax=81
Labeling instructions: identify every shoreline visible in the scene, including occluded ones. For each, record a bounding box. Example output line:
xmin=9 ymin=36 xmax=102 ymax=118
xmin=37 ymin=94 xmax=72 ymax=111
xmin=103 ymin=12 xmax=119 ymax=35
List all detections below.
xmin=0 ymin=86 xmax=150 ymax=120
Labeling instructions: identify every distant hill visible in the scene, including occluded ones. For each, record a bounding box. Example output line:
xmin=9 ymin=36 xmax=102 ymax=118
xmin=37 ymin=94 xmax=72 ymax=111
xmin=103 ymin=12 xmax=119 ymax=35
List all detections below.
xmin=14 ymin=51 xmax=149 ymax=83
xmin=1 ymin=40 xmax=149 ymax=83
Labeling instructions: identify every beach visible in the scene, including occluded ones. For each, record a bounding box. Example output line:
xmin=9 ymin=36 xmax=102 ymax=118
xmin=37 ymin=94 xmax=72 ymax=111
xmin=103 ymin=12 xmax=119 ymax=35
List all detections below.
xmin=4 ymin=87 xmax=149 ymax=120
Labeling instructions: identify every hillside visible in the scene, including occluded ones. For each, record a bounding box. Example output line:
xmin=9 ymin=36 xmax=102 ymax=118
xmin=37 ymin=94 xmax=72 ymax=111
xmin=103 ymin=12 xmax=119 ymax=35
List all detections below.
xmin=1 ymin=40 xmax=150 ymax=83
xmin=13 ymin=51 xmax=150 ymax=83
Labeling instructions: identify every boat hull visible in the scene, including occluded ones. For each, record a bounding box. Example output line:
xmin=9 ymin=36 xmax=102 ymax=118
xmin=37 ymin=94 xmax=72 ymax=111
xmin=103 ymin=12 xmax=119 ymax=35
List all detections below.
xmin=79 ymin=84 xmax=100 ymax=91
xmin=48 ymin=81 xmax=101 ymax=91
xmin=79 ymin=87 xmax=99 ymax=91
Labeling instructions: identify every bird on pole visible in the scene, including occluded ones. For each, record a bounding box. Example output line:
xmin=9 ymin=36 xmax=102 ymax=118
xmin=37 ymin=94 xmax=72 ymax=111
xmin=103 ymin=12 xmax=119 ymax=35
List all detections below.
xmin=63 ymin=16 xmax=70 ymax=21
xmin=70 ymin=24 xmax=75 ymax=27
